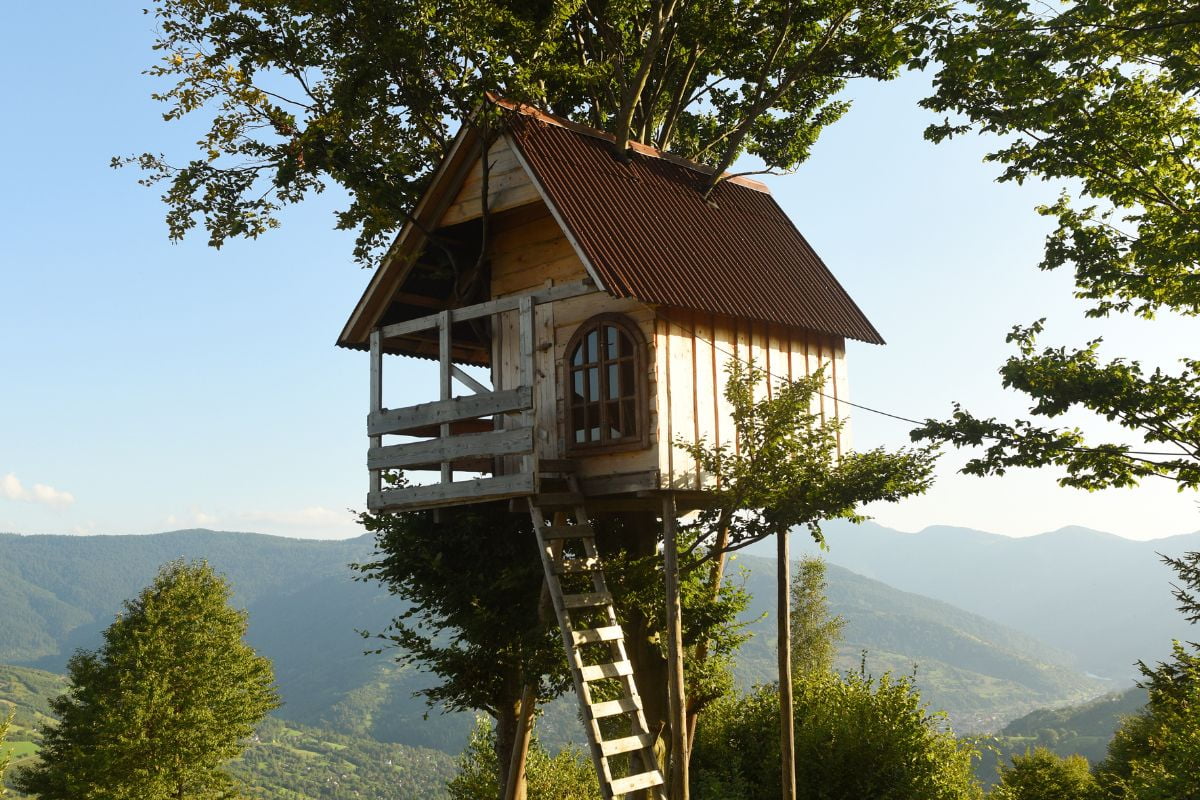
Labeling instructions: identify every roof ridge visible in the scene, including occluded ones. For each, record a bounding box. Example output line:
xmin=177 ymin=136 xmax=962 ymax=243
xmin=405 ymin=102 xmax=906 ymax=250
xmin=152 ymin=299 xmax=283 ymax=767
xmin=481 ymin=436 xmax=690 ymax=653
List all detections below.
xmin=486 ymin=94 xmax=771 ymax=194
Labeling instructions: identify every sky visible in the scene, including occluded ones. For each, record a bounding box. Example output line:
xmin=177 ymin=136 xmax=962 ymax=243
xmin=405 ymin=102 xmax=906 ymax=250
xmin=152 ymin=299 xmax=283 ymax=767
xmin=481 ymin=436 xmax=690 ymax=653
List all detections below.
xmin=1 ymin=3 xmax=1196 ymax=541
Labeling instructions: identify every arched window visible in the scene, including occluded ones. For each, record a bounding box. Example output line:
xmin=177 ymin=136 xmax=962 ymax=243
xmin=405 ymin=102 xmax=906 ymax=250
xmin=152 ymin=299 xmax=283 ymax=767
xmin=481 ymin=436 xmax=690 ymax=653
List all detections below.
xmin=565 ymin=315 xmax=647 ymax=451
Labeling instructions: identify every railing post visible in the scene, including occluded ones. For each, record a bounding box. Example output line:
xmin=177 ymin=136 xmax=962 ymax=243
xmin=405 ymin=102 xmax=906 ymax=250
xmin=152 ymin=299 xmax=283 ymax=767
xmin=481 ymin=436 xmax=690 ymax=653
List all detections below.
xmin=369 ymin=329 xmax=383 ymax=503
xmin=518 ymin=296 xmax=535 ymax=474
xmin=439 ymin=310 xmax=452 ymax=485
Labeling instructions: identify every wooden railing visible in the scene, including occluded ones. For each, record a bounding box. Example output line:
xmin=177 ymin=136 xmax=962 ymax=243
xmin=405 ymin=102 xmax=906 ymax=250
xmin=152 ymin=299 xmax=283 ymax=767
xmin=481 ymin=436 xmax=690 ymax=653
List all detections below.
xmin=366 ymin=280 xmax=593 ymax=511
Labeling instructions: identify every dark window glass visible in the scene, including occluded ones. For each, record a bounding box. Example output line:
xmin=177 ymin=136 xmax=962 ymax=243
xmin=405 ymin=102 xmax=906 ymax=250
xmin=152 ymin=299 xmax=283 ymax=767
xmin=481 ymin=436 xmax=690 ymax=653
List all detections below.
xmin=566 ymin=318 xmax=643 ymax=450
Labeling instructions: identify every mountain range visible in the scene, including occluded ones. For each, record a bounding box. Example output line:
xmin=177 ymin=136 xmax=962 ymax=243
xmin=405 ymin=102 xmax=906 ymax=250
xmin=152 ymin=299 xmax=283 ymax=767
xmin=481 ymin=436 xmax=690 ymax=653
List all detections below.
xmin=2 ymin=522 xmax=1167 ymax=749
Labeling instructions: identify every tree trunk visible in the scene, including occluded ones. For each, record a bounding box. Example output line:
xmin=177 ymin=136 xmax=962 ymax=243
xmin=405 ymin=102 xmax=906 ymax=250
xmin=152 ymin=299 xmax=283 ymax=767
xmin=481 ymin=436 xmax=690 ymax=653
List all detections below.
xmin=495 ymin=694 xmax=522 ymax=798
xmin=504 ymin=682 xmax=538 ymax=800
xmin=662 ymin=494 xmax=689 ymax=799
xmin=778 ymin=529 xmax=796 ymax=800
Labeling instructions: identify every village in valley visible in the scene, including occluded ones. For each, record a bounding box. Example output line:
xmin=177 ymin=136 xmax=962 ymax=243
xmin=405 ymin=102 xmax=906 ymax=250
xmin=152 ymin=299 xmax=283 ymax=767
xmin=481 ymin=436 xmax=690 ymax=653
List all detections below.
xmin=1 ymin=2 xmax=1197 ymax=799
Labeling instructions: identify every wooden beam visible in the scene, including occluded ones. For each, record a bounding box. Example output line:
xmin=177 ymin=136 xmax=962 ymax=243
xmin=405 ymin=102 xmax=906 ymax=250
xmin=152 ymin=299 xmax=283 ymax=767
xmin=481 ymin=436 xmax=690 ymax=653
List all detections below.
xmin=368 ymin=387 xmax=533 ymax=436
xmin=439 ymin=310 xmax=452 ymax=485
xmin=367 ymin=428 xmax=534 ymax=470
xmin=378 ymin=280 xmax=594 ymax=340
xmin=370 ymin=473 xmax=536 ymax=511
xmin=451 ymin=364 xmax=490 ymax=395
xmin=369 ymin=330 xmax=383 ymax=499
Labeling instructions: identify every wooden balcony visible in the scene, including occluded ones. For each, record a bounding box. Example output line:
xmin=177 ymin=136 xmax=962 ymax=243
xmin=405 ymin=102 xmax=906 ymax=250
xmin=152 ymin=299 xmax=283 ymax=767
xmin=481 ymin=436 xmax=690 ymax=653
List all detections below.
xmin=365 ymin=281 xmax=593 ymax=512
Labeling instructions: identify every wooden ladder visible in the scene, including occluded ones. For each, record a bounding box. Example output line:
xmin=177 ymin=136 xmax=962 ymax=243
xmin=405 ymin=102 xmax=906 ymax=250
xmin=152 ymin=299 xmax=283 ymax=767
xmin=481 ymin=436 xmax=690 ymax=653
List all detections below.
xmin=528 ymin=467 xmax=666 ymax=800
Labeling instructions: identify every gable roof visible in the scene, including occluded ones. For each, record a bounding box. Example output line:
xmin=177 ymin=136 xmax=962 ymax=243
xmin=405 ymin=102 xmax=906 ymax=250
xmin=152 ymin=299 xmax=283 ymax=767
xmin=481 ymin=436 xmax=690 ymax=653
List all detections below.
xmin=339 ymin=101 xmax=884 ymax=348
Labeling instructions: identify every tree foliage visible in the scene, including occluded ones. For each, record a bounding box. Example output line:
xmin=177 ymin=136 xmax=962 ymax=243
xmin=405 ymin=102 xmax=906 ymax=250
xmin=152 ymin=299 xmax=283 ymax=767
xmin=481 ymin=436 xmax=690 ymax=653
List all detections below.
xmin=790 ymin=556 xmax=845 ymax=678
xmin=911 ymin=0 xmax=1200 ymax=490
xmin=991 ymin=747 xmax=1097 ymax=800
xmin=126 ymin=0 xmax=945 ymax=261
xmin=0 ymin=709 xmax=10 ymax=797
xmin=1094 ymin=551 xmax=1200 ymax=800
xmin=14 ymin=560 xmax=279 ymax=800
xmin=354 ymin=502 xmax=569 ymax=791
xmin=447 ymin=717 xmax=600 ymax=800
xmin=680 ymin=361 xmax=938 ymax=555
xmin=692 ymin=663 xmax=981 ymax=798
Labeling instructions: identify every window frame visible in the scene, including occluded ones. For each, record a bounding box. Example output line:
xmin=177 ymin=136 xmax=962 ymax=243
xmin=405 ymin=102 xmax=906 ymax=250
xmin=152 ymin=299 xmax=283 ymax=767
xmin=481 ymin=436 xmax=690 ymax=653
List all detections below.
xmin=562 ymin=313 xmax=650 ymax=455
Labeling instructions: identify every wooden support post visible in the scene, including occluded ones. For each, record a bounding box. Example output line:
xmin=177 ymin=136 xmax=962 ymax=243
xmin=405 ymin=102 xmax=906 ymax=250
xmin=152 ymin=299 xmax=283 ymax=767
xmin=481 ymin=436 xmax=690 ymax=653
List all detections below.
xmin=518 ymin=296 xmax=535 ymax=474
xmin=369 ymin=329 xmax=383 ymax=500
xmin=778 ymin=528 xmax=796 ymax=800
xmin=438 ymin=310 xmax=452 ymax=485
xmin=662 ymin=494 xmax=688 ymax=800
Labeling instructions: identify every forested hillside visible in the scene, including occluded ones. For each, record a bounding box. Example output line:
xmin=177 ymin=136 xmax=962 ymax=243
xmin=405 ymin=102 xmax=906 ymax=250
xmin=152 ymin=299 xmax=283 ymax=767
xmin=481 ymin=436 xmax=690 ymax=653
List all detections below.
xmin=0 ymin=663 xmax=456 ymax=800
xmin=0 ymin=528 xmax=1108 ymax=747
xmin=790 ymin=521 xmax=1200 ymax=680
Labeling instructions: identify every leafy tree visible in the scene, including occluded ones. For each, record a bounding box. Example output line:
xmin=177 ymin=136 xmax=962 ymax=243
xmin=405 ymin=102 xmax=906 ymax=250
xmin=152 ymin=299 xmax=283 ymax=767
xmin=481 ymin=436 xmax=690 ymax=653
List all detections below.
xmin=680 ymin=362 xmax=938 ymax=558
xmin=790 ymin=556 xmax=845 ymax=678
xmin=991 ymin=747 xmax=1097 ymax=800
xmin=692 ymin=667 xmax=982 ymax=799
xmin=911 ymin=0 xmax=1200 ymax=490
xmin=680 ymin=361 xmax=937 ymax=795
xmin=14 ymin=560 xmax=279 ymax=800
xmin=0 ymin=709 xmax=10 ymax=797
xmin=448 ymin=717 xmax=600 ymax=800
xmin=354 ymin=502 xmax=570 ymax=794
xmin=126 ymin=0 xmax=946 ymax=262
xmin=1094 ymin=551 xmax=1200 ymax=800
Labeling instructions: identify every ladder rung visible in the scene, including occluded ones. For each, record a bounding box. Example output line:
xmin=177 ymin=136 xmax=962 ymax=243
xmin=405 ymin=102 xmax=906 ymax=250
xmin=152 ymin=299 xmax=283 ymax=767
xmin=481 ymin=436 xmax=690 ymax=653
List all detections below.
xmin=556 ymin=557 xmax=601 ymax=574
xmin=535 ymin=492 xmax=586 ymax=507
xmin=563 ymin=591 xmax=612 ymax=609
xmin=539 ymin=523 xmax=594 ymax=540
xmin=609 ymin=770 xmax=665 ymax=796
xmin=572 ymin=625 xmax=624 ymax=645
xmin=580 ymin=661 xmax=633 ymax=682
xmin=590 ymin=697 xmax=641 ymax=719
xmin=600 ymin=732 xmax=654 ymax=757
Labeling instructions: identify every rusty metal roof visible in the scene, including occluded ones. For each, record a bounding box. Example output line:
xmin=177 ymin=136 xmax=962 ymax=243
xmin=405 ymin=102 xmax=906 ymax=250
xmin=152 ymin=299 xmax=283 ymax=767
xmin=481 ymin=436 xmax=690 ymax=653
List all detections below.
xmin=505 ymin=112 xmax=884 ymax=345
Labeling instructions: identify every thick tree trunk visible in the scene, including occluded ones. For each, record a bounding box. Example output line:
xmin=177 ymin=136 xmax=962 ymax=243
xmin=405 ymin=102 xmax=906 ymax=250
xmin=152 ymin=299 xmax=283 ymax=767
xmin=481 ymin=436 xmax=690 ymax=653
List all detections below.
xmin=495 ymin=693 xmax=522 ymax=798
xmin=778 ymin=529 xmax=796 ymax=800
xmin=504 ymin=683 xmax=538 ymax=800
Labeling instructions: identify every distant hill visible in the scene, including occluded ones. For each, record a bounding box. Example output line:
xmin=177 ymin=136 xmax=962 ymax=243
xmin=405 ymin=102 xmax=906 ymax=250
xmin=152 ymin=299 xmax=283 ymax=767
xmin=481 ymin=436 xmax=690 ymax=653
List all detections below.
xmin=733 ymin=556 xmax=1104 ymax=732
xmin=779 ymin=521 xmax=1200 ymax=681
xmin=972 ymin=686 xmax=1149 ymax=787
xmin=0 ymin=527 xmax=1108 ymax=755
xmin=0 ymin=663 xmax=456 ymax=799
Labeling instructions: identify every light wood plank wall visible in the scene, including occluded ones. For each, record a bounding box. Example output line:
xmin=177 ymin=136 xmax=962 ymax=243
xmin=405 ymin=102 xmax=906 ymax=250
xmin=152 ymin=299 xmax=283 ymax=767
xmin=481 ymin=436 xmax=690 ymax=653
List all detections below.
xmin=654 ymin=308 xmax=849 ymax=491
xmin=485 ymin=201 xmax=661 ymax=478
xmin=440 ymin=138 xmax=541 ymax=227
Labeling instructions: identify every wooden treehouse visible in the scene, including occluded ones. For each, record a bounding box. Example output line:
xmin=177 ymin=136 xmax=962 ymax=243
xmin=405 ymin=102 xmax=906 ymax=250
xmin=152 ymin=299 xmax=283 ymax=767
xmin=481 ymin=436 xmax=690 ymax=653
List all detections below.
xmin=338 ymin=100 xmax=882 ymax=799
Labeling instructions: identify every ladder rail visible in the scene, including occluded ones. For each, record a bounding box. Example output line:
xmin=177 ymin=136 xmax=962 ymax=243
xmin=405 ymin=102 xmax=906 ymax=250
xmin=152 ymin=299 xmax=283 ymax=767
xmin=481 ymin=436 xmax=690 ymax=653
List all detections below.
xmin=527 ymin=470 xmax=666 ymax=800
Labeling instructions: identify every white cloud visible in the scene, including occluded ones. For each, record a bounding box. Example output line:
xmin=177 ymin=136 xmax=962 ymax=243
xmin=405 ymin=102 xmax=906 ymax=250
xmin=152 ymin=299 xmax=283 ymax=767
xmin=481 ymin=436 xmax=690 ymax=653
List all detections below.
xmin=194 ymin=510 xmax=220 ymax=527
xmin=1 ymin=473 xmax=75 ymax=507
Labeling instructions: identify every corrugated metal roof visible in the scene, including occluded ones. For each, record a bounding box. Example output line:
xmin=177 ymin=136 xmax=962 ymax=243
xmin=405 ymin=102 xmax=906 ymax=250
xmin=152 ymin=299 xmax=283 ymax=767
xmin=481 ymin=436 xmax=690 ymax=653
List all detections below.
xmin=505 ymin=112 xmax=884 ymax=345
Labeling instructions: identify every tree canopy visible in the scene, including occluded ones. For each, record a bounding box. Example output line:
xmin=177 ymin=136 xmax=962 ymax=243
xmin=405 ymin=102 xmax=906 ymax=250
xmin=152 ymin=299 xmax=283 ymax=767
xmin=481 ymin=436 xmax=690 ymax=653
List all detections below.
xmin=1094 ymin=551 xmax=1200 ymax=799
xmin=127 ymin=0 xmax=945 ymax=261
xmin=911 ymin=0 xmax=1200 ymax=491
xmin=680 ymin=362 xmax=938 ymax=555
xmin=14 ymin=560 xmax=279 ymax=800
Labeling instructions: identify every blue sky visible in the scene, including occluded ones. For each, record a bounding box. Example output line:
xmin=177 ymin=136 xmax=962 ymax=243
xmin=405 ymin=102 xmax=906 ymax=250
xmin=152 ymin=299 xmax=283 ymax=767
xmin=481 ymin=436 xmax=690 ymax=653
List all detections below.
xmin=1 ymin=3 xmax=1195 ymax=540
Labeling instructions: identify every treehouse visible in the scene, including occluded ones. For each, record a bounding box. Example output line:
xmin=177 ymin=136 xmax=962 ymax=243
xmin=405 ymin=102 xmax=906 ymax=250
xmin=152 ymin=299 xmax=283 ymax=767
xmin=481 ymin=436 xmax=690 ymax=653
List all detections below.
xmin=339 ymin=100 xmax=881 ymax=514
xmin=337 ymin=99 xmax=882 ymax=799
